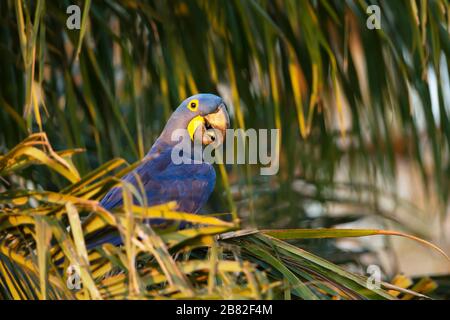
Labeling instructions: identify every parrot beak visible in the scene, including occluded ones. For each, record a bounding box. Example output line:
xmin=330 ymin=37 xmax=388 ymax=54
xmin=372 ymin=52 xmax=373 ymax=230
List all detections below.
xmin=202 ymin=103 xmax=230 ymax=145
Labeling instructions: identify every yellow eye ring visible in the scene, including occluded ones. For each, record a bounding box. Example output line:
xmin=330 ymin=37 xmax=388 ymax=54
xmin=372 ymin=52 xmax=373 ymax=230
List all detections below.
xmin=187 ymin=99 xmax=199 ymax=111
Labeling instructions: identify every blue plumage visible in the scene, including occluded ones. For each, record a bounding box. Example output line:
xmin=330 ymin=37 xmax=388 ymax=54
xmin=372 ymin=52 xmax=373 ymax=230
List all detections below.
xmin=86 ymin=94 xmax=228 ymax=248
xmin=100 ymin=146 xmax=216 ymax=213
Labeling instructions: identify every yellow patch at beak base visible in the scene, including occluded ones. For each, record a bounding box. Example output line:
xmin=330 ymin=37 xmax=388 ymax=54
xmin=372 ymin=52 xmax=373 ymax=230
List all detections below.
xmin=187 ymin=115 xmax=205 ymax=141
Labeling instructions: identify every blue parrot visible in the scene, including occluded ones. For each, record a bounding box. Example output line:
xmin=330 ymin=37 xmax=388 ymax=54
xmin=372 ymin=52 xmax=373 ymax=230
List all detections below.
xmin=86 ymin=94 xmax=230 ymax=248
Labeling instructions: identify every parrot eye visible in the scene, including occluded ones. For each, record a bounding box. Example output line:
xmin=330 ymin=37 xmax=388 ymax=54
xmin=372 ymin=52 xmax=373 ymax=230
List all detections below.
xmin=187 ymin=99 xmax=199 ymax=111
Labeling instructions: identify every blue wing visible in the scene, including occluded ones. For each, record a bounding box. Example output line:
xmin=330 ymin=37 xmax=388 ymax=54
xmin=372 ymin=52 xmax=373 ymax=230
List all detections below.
xmin=86 ymin=148 xmax=216 ymax=248
xmin=101 ymin=148 xmax=216 ymax=212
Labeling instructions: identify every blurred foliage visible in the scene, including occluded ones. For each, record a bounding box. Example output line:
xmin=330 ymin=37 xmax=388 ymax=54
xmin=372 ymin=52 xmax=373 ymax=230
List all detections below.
xmin=0 ymin=0 xmax=449 ymax=297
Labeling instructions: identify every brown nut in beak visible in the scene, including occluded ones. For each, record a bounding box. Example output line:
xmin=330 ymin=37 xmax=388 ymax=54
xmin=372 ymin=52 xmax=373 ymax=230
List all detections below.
xmin=202 ymin=103 xmax=230 ymax=145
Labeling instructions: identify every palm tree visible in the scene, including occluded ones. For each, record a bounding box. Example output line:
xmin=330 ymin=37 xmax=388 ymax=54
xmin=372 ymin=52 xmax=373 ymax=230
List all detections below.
xmin=0 ymin=0 xmax=448 ymax=299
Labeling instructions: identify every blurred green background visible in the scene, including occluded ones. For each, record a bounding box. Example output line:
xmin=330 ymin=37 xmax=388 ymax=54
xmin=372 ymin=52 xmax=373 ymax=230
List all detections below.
xmin=0 ymin=0 xmax=449 ymax=285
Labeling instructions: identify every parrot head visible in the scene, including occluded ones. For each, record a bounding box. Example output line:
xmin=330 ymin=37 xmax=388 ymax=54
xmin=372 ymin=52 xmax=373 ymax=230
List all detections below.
xmin=157 ymin=93 xmax=230 ymax=148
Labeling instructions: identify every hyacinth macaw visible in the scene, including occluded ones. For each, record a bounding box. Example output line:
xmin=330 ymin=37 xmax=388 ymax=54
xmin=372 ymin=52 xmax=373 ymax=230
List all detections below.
xmin=86 ymin=94 xmax=230 ymax=248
